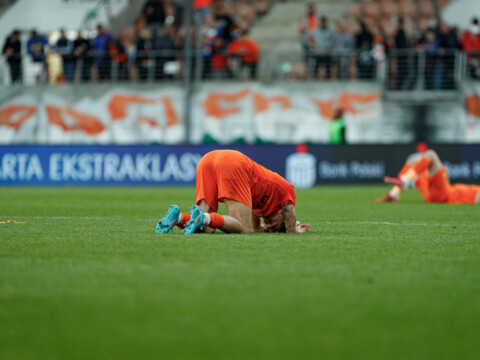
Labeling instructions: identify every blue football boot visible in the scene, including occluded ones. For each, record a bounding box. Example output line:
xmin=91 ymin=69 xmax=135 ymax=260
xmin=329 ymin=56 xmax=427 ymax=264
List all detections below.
xmin=184 ymin=205 xmax=205 ymax=235
xmin=156 ymin=205 xmax=180 ymax=234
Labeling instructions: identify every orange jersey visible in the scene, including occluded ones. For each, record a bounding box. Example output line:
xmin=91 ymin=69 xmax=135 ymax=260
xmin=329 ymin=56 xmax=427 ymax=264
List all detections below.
xmin=196 ymin=150 xmax=295 ymax=216
xmin=421 ymin=167 xmax=480 ymax=204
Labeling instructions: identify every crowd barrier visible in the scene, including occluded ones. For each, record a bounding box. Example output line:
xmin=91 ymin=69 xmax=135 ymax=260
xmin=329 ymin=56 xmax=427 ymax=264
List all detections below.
xmin=1 ymin=144 xmax=479 ymax=186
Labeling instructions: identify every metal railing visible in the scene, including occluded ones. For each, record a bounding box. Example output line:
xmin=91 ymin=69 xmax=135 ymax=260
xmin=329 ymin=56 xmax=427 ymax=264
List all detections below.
xmin=385 ymin=48 xmax=466 ymax=91
xmin=0 ymin=49 xmax=382 ymax=84
xmin=0 ymin=47 xmax=472 ymax=90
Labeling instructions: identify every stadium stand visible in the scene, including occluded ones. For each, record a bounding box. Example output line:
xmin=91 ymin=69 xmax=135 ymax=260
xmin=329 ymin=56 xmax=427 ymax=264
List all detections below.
xmin=1 ymin=0 xmax=480 ymax=144
xmin=2 ymin=0 xmax=476 ymax=86
xmin=0 ymin=0 xmax=470 ymax=84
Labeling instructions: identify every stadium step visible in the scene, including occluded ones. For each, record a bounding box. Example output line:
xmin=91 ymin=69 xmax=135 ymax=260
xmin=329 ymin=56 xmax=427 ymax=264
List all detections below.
xmin=251 ymin=0 xmax=354 ymax=58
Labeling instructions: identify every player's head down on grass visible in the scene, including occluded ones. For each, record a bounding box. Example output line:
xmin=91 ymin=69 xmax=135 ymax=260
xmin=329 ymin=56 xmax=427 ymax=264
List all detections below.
xmin=156 ymin=150 xmax=311 ymax=234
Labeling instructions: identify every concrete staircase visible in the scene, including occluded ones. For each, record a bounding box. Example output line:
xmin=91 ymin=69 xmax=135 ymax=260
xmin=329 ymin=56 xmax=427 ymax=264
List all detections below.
xmin=108 ymin=0 xmax=148 ymax=35
xmin=0 ymin=0 xmax=17 ymax=18
xmin=250 ymin=0 xmax=353 ymax=62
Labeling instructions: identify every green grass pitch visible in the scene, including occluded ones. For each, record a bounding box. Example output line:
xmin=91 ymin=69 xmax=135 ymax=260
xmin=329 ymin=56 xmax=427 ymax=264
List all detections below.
xmin=1 ymin=186 xmax=479 ymax=360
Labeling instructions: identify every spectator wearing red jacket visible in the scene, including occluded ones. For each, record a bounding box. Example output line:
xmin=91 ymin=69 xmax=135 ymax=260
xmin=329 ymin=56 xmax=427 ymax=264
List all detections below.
xmin=461 ymin=17 xmax=480 ymax=78
xmin=227 ymin=29 xmax=260 ymax=79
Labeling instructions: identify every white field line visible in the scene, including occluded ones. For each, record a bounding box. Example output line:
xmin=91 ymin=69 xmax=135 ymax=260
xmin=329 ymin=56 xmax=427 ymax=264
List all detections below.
xmin=3 ymin=217 xmax=478 ymax=228
xmin=7 ymin=216 xmax=127 ymax=221
xmin=325 ymin=221 xmax=479 ymax=228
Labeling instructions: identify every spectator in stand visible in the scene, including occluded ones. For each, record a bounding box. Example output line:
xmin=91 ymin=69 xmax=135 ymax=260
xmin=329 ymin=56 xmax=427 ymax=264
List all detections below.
xmin=136 ymin=28 xmax=154 ymax=81
xmin=27 ymin=30 xmax=48 ymax=62
xmin=461 ymin=17 xmax=480 ymax=78
xmin=108 ymin=37 xmax=128 ymax=81
xmin=91 ymin=24 xmax=112 ymax=81
xmin=310 ymin=16 xmax=335 ymax=79
xmin=197 ymin=0 xmax=234 ymax=79
xmin=73 ymin=30 xmax=91 ymax=81
xmin=193 ymin=0 xmax=212 ymax=72
xmin=403 ymin=27 xmax=426 ymax=89
xmin=176 ymin=22 xmax=199 ymax=76
xmin=27 ymin=30 xmax=48 ymax=83
xmin=393 ymin=18 xmax=408 ymax=89
xmin=255 ymin=0 xmax=269 ymax=17
xmin=422 ymin=28 xmax=439 ymax=89
xmin=211 ymin=0 xmax=235 ymax=43
xmin=56 ymin=29 xmax=75 ymax=82
xmin=297 ymin=2 xmax=319 ymax=64
xmin=194 ymin=0 xmax=212 ymax=26
xmin=331 ymin=21 xmax=355 ymax=79
xmin=356 ymin=23 xmax=374 ymax=80
xmin=452 ymin=25 xmax=462 ymax=47
xmin=118 ymin=26 xmax=137 ymax=80
xmin=356 ymin=22 xmax=373 ymax=49
xmin=143 ymin=0 xmax=165 ymax=27
xmin=164 ymin=0 xmax=183 ymax=29
xmin=2 ymin=29 xmax=22 ymax=84
xmin=227 ymin=29 xmax=260 ymax=79
xmin=372 ymin=36 xmax=386 ymax=80
xmin=210 ymin=36 xmax=230 ymax=79
xmin=154 ymin=25 xmax=177 ymax=80
xmin=436 ymin=20 xmax=459 ymax=89
xmin=201 ymin=15 xmax=220 ymax=79
xmin=233 ymin=0 xmax=256 ymax=32
xmin=135 ymin=14 xmax=148 ymax=35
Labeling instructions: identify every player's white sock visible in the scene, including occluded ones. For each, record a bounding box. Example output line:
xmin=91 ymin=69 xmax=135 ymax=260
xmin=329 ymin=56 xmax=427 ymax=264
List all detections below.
xmin=400 ymin=174 xmax=414 ymax=189
xmin=389 ymin=189 xmax=400 ymax=200
xmin=203 ymin=213 xmax=211 ymax=225
xmin=178 ymin=213 xmax=182 ymax=222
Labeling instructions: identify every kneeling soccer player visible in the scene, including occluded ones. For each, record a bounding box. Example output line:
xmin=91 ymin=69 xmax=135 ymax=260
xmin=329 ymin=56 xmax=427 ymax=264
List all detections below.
xmin=156 ymin=150 xmax=311 ymax=234
xmin=376 ymin=149 xmax=480 ymax=204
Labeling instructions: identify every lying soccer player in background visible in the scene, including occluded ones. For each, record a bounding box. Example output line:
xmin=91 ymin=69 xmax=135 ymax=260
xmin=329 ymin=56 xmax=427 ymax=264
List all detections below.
xmin=376 ymin=149 xmax=480 ymax=204
xmin=156 ymin=150 xmax=311 ymax=234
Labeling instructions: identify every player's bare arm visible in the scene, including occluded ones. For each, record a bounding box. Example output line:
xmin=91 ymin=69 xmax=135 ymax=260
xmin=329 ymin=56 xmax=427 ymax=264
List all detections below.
xmin=251 ymin=212 xmax=266 ymax=232
xmin=282 ymin=203 xmax=311 ymax=233
xmin=282 ymin=203 xmax=297 ymax=233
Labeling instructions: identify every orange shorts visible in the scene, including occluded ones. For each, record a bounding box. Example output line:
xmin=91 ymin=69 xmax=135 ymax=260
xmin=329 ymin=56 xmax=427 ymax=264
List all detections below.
xmin=426 ymin=167 xmax=480 ymax=204
xmin=195 ymin=150 xmax=253 ymax=212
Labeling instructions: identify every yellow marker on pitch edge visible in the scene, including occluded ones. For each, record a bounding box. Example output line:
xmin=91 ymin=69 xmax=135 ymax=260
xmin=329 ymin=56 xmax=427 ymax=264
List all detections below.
xmin=0 ymin=219 xmax=26 ymax=224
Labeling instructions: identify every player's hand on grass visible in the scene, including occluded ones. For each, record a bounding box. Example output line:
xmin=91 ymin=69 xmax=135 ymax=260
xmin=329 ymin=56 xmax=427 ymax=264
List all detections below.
xmin=296 ymin=221 xmax=311 ymax=233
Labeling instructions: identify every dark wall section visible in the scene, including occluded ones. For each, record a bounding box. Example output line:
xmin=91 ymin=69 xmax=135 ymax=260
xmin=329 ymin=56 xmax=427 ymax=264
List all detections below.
xmin=0 ymin=145 xmax=479 ymax=186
